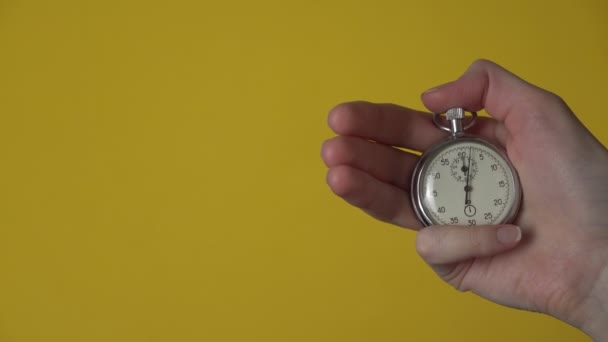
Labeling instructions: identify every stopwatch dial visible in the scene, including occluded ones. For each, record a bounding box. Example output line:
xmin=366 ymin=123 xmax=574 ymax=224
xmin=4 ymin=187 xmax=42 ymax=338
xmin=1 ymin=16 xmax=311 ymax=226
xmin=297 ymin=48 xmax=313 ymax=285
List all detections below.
xmin=420 ymin=141 xmax=518 ymax=226
xmin=449 ymin=157 xmax=478 ymax=182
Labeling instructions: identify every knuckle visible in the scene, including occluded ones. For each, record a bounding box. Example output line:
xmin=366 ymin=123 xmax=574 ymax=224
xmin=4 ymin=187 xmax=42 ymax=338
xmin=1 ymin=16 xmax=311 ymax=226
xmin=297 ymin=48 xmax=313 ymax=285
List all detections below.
xmin=522 ymin=88 xmax=568 ymax=116
xmin=468 ymin=226 xmax=502 ymax=256
xmin=469 ymin=58 xmax=496 ymax=71
xmin=468 ymin=227 xmax=496 ymax=256
xmin=527 ymin=89 xmax=563 ymax=108
xmin=544 ymin=91 xmax=567 ymax=109
xmin=466 ymin=227 xmax=487 ymax=254
xmin=450 ymin=263 xmax=473 ymax=292
xmin=416 ymin=228 xmax=439 ymax=262
xmin=435 ymin=262 xmax=473 ymax=292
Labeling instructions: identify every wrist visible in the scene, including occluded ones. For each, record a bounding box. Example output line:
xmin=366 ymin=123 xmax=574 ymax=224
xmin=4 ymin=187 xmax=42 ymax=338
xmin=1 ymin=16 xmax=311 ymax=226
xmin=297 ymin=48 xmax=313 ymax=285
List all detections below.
xmin=578 ymin=299 xmax=608 ymax=340
xmin=573 ymin=263 xmax=608 ymax=340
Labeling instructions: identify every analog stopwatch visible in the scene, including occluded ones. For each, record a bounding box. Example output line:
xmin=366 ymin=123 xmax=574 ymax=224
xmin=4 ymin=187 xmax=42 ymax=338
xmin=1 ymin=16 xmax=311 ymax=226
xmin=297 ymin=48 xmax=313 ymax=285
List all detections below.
xmin=410 ymin=108 xmax=522 ymax=227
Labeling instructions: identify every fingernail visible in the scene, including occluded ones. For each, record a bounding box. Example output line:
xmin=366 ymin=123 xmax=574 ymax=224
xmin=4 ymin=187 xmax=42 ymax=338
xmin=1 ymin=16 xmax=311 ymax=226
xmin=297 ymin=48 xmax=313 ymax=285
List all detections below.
xmin=497 ymin=225 xmax=522 ymax=245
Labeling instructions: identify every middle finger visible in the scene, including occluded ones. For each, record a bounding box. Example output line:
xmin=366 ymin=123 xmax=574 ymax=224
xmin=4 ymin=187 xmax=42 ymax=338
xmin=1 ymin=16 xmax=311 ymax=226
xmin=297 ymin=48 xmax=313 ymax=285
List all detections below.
xmin=321 ymin=135 xmax=419 ymax=190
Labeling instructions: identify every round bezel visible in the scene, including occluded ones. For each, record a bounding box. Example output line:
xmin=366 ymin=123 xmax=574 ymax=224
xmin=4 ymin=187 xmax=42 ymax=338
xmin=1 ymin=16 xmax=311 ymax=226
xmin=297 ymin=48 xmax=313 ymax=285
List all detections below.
xmin=410 ymin=135 xmax=522 ymax=227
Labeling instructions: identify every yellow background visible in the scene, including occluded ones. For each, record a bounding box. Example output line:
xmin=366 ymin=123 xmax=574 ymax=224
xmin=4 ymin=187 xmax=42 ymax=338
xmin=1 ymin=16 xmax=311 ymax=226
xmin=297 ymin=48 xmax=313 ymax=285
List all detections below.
xmin=0 ymin=0 xmax=606 ymax=341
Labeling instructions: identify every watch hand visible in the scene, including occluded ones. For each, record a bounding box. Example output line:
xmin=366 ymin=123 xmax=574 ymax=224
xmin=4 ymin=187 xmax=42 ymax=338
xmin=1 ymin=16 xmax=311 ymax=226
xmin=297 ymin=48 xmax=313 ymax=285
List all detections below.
xmin=461 ymin=155 xmax=467 ymax=174
xmin=465 ymin=147 xmax=472 ymax=205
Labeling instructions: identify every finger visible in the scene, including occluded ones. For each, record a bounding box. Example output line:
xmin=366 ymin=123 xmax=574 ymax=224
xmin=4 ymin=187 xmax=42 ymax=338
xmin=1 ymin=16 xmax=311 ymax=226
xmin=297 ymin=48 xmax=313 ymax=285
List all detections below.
xmin=415 ymin=224 xmax=522 ymax=265
xmin=421 ymin=59 xmax=567 ymax=140
xmin=326 ymin=165 xmax=422 ymax=230
xmin=328 ymin=101 xmax=499 ymax=152
xmin=321 ymin=136 xmax=418 ymax=190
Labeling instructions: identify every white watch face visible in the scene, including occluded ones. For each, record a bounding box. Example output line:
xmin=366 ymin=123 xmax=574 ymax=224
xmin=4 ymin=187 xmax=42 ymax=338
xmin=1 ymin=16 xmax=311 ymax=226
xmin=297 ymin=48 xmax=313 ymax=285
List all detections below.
xmin=414 ymin=139 xmax=520 ymax=226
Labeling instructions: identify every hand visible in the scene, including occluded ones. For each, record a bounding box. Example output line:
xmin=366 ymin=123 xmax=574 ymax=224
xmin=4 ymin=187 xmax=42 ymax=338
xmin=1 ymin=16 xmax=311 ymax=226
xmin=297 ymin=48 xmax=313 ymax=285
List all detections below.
xmin=321 ymin=59 xmax=608 ymax=340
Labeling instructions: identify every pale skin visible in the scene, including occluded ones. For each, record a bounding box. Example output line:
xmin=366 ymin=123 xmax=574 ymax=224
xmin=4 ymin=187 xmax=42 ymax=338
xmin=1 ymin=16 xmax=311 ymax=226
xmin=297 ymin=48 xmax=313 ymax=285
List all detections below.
xmin=321 ymin=60 xmax=608 ymax=340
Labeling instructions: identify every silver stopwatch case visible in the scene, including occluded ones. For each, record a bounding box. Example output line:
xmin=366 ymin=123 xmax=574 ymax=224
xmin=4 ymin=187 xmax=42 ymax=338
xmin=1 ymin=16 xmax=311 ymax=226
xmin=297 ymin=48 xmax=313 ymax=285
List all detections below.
xmin=410 ymin=108 xmax=522 ymax=227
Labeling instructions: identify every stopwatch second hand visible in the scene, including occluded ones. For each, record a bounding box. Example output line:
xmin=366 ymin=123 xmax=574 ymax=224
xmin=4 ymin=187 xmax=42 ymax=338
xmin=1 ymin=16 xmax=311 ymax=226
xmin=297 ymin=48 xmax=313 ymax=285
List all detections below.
xmin=465 ymin=147 xmax=472 ymax=205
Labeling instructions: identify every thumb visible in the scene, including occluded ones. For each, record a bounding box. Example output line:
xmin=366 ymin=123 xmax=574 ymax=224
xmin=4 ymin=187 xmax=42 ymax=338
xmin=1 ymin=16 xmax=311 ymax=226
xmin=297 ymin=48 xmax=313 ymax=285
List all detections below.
xmin=416 ymin=225 xmax=522 ymax=287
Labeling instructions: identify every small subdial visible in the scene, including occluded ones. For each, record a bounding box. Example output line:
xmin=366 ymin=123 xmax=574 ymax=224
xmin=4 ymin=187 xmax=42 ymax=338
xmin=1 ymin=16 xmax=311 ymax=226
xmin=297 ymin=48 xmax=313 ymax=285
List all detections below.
xmin=449 ymin=157 xmax=478 ymax=183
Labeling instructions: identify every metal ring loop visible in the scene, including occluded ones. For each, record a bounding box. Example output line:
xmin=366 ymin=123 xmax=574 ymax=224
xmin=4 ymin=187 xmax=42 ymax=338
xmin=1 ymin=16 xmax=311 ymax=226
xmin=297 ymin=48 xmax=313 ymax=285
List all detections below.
xmin=432 ymin=110 xmax=478 ymax=132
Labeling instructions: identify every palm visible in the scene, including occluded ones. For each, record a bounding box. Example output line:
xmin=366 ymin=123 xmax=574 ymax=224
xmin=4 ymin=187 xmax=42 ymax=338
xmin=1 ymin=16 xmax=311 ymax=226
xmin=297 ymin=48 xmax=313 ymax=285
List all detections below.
xmin=464 ymin=99 xmax=608 ymax=318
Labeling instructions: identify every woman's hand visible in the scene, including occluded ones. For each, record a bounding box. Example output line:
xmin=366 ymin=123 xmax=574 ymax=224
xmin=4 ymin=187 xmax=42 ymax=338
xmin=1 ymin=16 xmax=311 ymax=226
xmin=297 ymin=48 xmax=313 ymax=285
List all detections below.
xmin=321 ymin=59 xmax=608 ymax=340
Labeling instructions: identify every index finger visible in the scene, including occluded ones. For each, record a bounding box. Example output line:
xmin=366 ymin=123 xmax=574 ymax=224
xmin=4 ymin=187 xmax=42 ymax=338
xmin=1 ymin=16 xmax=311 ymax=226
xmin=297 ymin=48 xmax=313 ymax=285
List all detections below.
xmin=328 ymin=101 xmax=500 ymax=152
